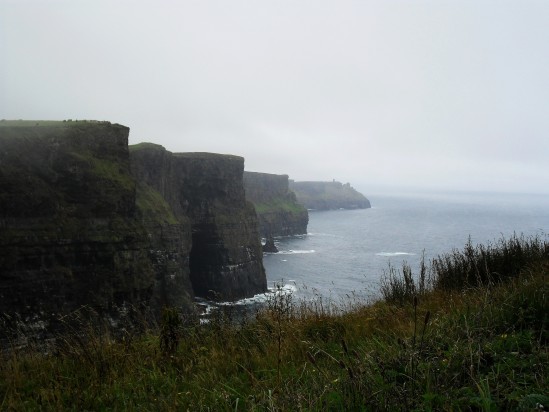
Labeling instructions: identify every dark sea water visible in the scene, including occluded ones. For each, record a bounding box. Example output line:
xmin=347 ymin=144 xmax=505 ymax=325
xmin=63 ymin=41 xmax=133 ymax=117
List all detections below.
xmin=261 ymin=191 xmax=549 ymax=303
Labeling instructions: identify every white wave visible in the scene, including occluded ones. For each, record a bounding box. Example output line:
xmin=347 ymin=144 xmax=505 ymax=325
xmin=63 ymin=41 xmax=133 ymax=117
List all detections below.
xmin=308 ymin=232 xmax=342 ymax=238
xmin=307 ymin=232 xmax=326 ymax=236
xmin=195 ymin=299 xmax=217 ymax=317
xmin=277 ymin=249 xmax=316 ymax=255
xmin=199 ymin=283 xmax=298 ymax=309
xmin=376 ymin=252 xmax=416 ymax=257
xmin=268 ymin=282 xmax=298 ymax=294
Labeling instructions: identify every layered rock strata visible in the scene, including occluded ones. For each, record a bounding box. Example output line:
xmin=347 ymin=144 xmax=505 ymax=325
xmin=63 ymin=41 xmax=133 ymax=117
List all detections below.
xmin=130 ymin=144 xmax=266 ymax=301
xmin=244 ymin=171 xmax=308 ymax=237
xmin=0 ymin=121 xmax=164 ymax=328
xmin=0 ymin=121 xmax=267 ymax=336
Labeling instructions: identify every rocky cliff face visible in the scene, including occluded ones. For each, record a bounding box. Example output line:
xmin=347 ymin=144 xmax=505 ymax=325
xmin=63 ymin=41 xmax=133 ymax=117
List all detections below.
xmin=130 ymin=145 xmax=266 ymax=301
xmin=289 ymin=180 xmax=371 ymax=210
xmin=0 ymin=121 xmax=267 ymax=337
xmin=243 ymin=172 xmax=308 ymax=237
xmin=134 ymin=180 xmax=195 ymax=314
xmin=0 ymin=121 xmax=163 ymax=329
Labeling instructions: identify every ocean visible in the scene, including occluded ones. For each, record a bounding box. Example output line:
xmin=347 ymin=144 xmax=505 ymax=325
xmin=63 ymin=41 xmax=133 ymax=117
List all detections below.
xmin=200 ymin=191 xmax=549 ymax=316
xmin=262 ymin=191 xmax=549 ymax=303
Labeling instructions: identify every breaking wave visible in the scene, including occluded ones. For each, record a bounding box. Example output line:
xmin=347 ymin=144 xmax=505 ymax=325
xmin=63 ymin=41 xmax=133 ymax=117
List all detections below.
xmin=277 ymin=249 xmax=316 ymax=255
xmin=196 ymin=281 xmax=298 ymax=322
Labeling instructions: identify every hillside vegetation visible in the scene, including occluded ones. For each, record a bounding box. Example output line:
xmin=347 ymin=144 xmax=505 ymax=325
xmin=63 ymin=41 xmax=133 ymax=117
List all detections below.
xmin=1 ymin=235 xmax=547 ymax=411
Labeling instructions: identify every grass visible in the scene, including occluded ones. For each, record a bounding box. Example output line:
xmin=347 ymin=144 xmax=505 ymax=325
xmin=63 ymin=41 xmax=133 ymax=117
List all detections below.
xmin=135 ymin=182 xmax=179 ymax=225
xmin=69 ymin=150 xmax=135 ymax=193
xmin=1 ymin=235 xmax=547 ymax=410
xmin=253 ymin=197 xmax=306 ymax=214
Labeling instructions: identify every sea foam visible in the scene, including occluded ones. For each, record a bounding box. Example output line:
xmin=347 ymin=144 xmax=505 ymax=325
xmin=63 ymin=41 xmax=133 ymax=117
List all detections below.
xmin=277 ymin=249 xmax=316 ymax=255
xmin=196 ymin=281 xmax=298 ymax=320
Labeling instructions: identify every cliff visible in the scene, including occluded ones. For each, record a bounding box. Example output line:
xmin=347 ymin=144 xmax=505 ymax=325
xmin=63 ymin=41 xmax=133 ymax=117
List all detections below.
xmin=0 ymin=121 xmax=165 ymax=331
xmin=130 ymin=144 xmax=266 ymax=301
xmin=243 ymin=172 xmax=308 ymax=237
xmin=289 ymin=180 xmax=371 ymax=210
xmin=0 ymin=121 xmax=266 ymax=337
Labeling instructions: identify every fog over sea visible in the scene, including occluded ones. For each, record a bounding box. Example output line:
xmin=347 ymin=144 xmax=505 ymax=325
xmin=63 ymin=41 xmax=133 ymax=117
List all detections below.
xmin=200 ymin=191 xmax=549 ymax=316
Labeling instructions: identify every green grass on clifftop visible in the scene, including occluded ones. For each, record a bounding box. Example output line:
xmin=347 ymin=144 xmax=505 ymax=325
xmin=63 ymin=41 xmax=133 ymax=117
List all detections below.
xmin=1 ymin=235 xmax=547 ymax=411
xmin=253 ymin=197 xmax=306 ymax=214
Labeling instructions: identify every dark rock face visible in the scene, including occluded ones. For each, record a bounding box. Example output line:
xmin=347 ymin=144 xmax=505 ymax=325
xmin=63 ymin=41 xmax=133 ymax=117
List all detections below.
xmin=130 ymin=145 xmax=267 ymax=301
xmin=0 ymin=122 xmax=160 ymax=327
xmin=0 ymin=122 xmax=267 ymax=338
xmin=135 ymin=181 xmax=195 ymax=313
xmin=244 ymin=172 xmax=308 ymax=236
xmin=289 ymin=180 xmax=371 ymax=210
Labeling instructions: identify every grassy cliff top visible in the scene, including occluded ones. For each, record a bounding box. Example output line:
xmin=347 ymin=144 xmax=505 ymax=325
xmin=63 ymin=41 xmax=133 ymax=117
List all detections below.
xmin=173 ymin=152 xmax=244 ymax=161
xmin=129 ymin=142 xmax=166 ymax=152
xmin=129 ymin=143 xmax=245 ymax=162
xmin=0 ymin=119 xmax=115 ymax=127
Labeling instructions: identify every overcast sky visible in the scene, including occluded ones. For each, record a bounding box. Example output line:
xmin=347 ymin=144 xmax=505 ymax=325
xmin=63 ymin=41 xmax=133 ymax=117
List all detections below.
xmin=1 ymin=1 xmax=548 ymax=195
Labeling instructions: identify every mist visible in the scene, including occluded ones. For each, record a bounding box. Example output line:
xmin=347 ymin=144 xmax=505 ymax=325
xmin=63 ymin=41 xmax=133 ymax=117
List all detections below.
xmin=2 ymin=0 xmax=548 ymax=195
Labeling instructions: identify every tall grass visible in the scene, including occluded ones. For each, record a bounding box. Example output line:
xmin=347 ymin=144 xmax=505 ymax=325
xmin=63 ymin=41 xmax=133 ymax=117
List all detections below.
xmin=1 ymin=234 xmax=547 ymax=410
xmin=433 ymin=233 xmax=548 ymax=290
xmin=381 ymin=233 xmax=548 ymax=303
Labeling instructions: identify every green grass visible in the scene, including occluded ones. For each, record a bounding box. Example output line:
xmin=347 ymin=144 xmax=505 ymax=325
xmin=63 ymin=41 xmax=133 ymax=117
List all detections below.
xmin=1 ymin=236 xmax=547 ymax=410
xmin=69 ymin=150 xmax=135 ymax=192
xmin=253 ymin=197 xmax=306 ymax=214
xmin=136 ymin=182 xmax=179 ymax=225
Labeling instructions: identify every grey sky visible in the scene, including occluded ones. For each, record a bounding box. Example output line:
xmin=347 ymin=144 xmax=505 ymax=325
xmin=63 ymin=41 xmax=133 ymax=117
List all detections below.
xmin=2 ymin=1 xmax=548 ymax=195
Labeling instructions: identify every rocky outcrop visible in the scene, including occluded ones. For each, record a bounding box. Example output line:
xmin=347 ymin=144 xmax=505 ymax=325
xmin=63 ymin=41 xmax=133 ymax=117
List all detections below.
xmin=262 ymin=235 xmax=279 ymax=253
xmin=244 ymin=172 xmax=308 ymax=237
xmin=0 ymin=121 xmax=267 ymax=337
xmin=130 ymin=144 xmax=266 ymax=301
xmin=289 ymin=180 xmax=371 ymax=210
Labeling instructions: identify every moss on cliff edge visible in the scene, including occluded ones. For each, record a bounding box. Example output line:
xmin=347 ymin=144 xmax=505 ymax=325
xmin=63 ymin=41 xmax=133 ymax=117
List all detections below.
xmin=253 ymin=197 xmax=306 ymax=214
xmin=70 ymin=150 xmax=135 ymax=192
xmin=135 ymin=182 xmax=179 ymax=225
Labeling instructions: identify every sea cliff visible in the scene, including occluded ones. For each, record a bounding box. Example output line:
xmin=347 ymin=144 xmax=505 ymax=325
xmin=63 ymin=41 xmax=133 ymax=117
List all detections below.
xmin=244 ymin=171 xmax=308 ymax=237
xmin=0 ymin=121 xmax=267 ymax=334
xmin=289 ymin=180 xmax=371 ymax=210
xmin=131 ymin=144 xmax=266 ymax=300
